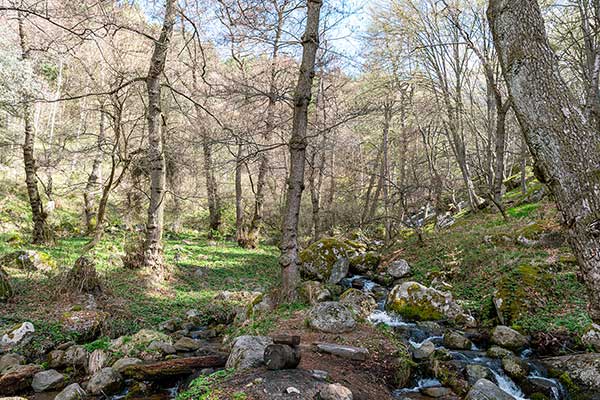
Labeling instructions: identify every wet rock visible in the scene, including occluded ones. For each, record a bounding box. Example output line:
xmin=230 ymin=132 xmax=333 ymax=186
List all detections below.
xmin=443 ymin=331 xmax=472 ymax=350
xmin=86 ymin=367 xmax=122 ymax=395
xmin=174 ymin=337 xmax=201 ymax=352
xmin=315 ymin=343 xmax=368 ymax=361
xmin=522 ymin=376 xmax=564 ymax=398
xmin=388 ymin=259 xmax=411 ymax=279
xmin=465 ymin=364 xmax=493 ymax=385
xmin=349 ymin=252 xmax=380 ymax=274
xmin=490 ymin=326 xmax=528 ymax=351
xmin=411 ymin=341 xmax=435 ymax=360
xmin=148 ymin=340 xmax=176 ymax=355
xmin=582 ymin=323 xmax=600 ymax=351
xmin=307 ymin=302 xmax=356 ymax=333
xmin=86 ymin=349 xmax=108 ymax=375
xmin=54 ymin=383 xmax=86 ymax=400
xmin=339 ymin=289 xmax=377 ymax=319
xmin=329 ymin=258 xmax=350 ymax=284
xmin=541 ymin=353 xmax=600 ymax=389
xmin=31 ymin=369 xmax=66 ymax=392
xmin=501 ymin=355 xmax=529 ymax=381
xmin=111 ymin=357 xmax=142 ymax=374
xmin=465 ymin=379 xmax=515 ymax=400
xmin=319 ymin=383 xmax=353 ymax=400
xmin=0 ymin=354 xmax=25 ymax=373
xmin=486 ymin=346 xmax=513 ymax=359
xmin=421 ymin=387 xmax=454 ymax=397
xmin=386 ymin=282 xmax=474 ymax=326
xmin=226 ymin=335 xmax=273 ymax=370
xmin=0 ymin=322 xmax=35 ymax=347
xmin=0 ymin=364 xmax=42 ymax=395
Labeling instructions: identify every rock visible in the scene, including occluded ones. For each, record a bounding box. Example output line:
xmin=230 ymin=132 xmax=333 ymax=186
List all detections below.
xmin=299 ymin=237 xmax=361 ymax=282
xmin=582 ymin=323 xmax=600 ymax=351
xmin=64 ymin=256 xmax=102 ymax=293
xmin=264 ymin=344 xmax=301 ymax=370
xmin=0 ymin=322 xmax=35 ymax=347
xmin=386 ymin=282 xmax=474 ymax=326
xmin=315 ymin=343 xmax=368 ymax=361
xmin=226 ymin=335 xmax=273 ymax=370
xmin=339 ymin=289 xmax=377 ymax=319
xmin=0 ymin=250 xmax=55 ymax=272
xmin=47 ymin=350 xmax=65 ymax=368
xmin=186 ymin=309 xmax=200 ymax=320
xmin=501 ymin=355 xmax=529 ymax=381
xmin=307 ymin=302 xmax=356 ymax=333
xmin=63 ymin=345 xmax=88 ymax=370
xmin=158 ymin=318 xmax=181 ymax=332
xmin=112 ymin=357 xmax=142 ymax=374
xmin=486 ymin=346 xmax=513 ymax=359
xmin=490 ymin=326 xmax=528 ymax=351
xmin=421 ymin=387 xmax=454 ymax=397
xmin=148 ymin=341 xmax=176 ymax=355
xmin=411 ymin=341 xmax=435 ymax=360
xmin=319 ymin=383 xmax=353 ymax=400
xmin=329 ymin=258 xmax=349 ymax=284
xmin=31 ymin=369 xmax=66 ymax=392
xmin=0 ymin=364 xmax=42 ymax=395
xmin=174 ymin=337 xmax=201 ymax=352
xmin=465 ymin=364 xmax=493 ymax=385
xmin=443 ymin=331 xmax=472 ymax=350
xmin=349 ymin=252 xmax=380 ymax=274
xmin=299 ymin=281 xmax=331 ymax=305
xmin=60 ymin=310 xmax=107 ymax=342
xmin=110 ymin=329 xmax=171 ymax=356
xmin=523 ymin=377 xmax=564 ymax=399
xmin=0 ymin=354 xmax=25 ymax=373
xmin=86 ymin=349 xmax=108 ymax=375
xmin=465 ymin=379 xmax=515 ymax=400
xmin=437 ymin=213 xmax=455 ymax=229
xmin=54 ymin=383 xmax=86 ymax=400
xmin=387 ymin=259 xmax=411 ymax=279
xmin=541 ymin=353 xmax=600 ymax=389
xmin=86 ymin=367 xmax=122 ymax=395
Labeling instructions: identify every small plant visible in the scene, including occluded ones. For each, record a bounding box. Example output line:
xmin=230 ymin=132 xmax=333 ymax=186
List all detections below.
xmin=83 ymin=337 xmax=111 ymax=352
xmin=176 ymin=369 xmax=235 ymax=400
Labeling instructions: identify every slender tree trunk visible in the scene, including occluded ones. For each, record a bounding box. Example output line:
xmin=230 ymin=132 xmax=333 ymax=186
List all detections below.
xmin=200 ymin=122 xmax=221 ymax=235
xmin=520 ymin=134 xmax=528 ymax=194
xmin=143 ymin=0 xmax=176 ymax=271
xmin=382 ymin=104 xmax=392 ymax=244
xmin=489 ymin=0 xmax=600 ymax=321
xmin=235 ymin=142 xmax=247 ymax=245
xmin=18 ymin=15 xmax=49 ymax=244
xmin=84 ymin=104 xmax=105 ymax=234
xmin=493 ymin=104 xmax=509 ymax=204
xmin=280 ymin=0 xmax=322 ymax=301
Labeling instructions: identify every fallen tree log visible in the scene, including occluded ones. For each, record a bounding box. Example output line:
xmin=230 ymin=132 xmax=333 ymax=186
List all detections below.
xmin=122 ymin=354 xmax=227 ymax=380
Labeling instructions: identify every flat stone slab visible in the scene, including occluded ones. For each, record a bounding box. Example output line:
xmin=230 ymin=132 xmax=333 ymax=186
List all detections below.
xmin=315 ymin=343 xmax=369 ymax=361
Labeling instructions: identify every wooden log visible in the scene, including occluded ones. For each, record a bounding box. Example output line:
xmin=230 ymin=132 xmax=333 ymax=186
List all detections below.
xmin=122 ymin=355 xmax=227 ymax=380
xmin=264 ymin=344 xmax=301 ymax=370
xmin=272 ymin=334 xmax=301 ymax=347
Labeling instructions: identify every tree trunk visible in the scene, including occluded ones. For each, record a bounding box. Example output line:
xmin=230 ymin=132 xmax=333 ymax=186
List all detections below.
xmin=489 ymin=0 xmax=600 ymax=321
xmin=235 ymin=142 xmax=247 ymax=246
xmin=143 ymin=0 xmax=176 ymax=272
xmin=200 ymin=122 xmax=221 ymax=235
xmin=382 ymin=104 xmax=392 ymax=244
xmin=84 ymin=104 xmax=105 ymax=234
xmin=18 ymin=16 xmax=49 ymax=244
xmin=280 ymin=0 xmax=322 ymax=301
xmin=493 ymin=104 xmax=509 ymax=204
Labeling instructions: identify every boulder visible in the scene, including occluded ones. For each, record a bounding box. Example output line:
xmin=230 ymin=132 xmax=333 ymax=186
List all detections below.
xmin=226 ymin=335 xmax=273 ymax=370
xmin=319 ymin=383 xmax=353 ymax=400
xmin=582 ymin=323 xmax=600 ymax=351
xmin=387 ymin=259 xmax=411 ymax=279
xmin=411 ymin=341 xmax=435 ymax=360
xmin=110 ymin=329 xmax=171 ymax=356
xmin=421 ymin=387 xmax=454 ymax=397
xmin=349 ymin=252 xmax=380 ymax=274
xmin=111 ymin=357 xmax=142 ymax=374
xmin=86 ymin=367 xmax=122 ymax=395
xmin=54 ymin=383 xmax=86 ymax=400
xmin=541 ymin=353 xmax=600 ymax=389
xmin=86 ymin=349 xmax=108 ymax=375
xmin=299 ymin=238 xmax=361 ymax=282
xmin=158 ymin=318 xmax=181 ymax=332
xmin=31 ymin=369 xmax=66 ymax=392
xmin=0 ymin=354 xmax=25 ymax=374
xmin=523 ymin=377 xmax=564 ymax=399
xmin=63 ymin=345 xmax=88 ymax=370
xmin=307 ymin=302 xmax=356 ymax=333
xmin=60 ymin=310 xmax=107 ymax=342
xmin=0 ymin=250 xmax=55 ymax=272
xmin=174 ymin=337 xmax=201 ymax=352
xmin=465 ymin=379 xmax=515 ymax=400
xmin=47 ymin=350 xmax=65 ymax=368
xmin=339 ymin=289 xmax=377 ymax=319
xmin=386 ymin=282 xmax=474 ymax=325
xmin=148 ymin=341 xmax=176 ymax=355
xmin=315 ymin=343 xmax=369 ymax=361
xmin=465 ymin=364 xmax=493 ymax=385
xmin=329 ymin=258 xmax=349 ymax=284
xmin=299 ymin=281 xmax=331 ymax=305
xmin=443 ymin=331 xmax=472 ymax=350
xmin=490 ymin=326 xmax=528 ymax=351
xmin=0 ymin=364 xmax=42 ymax=395
xmin=501 ymin=355 xmax=529 ymax=381
xmin=0 ymin=322 xmax=35 ymax=347
xmin=486 ymin=346 xmax=513 ymax=359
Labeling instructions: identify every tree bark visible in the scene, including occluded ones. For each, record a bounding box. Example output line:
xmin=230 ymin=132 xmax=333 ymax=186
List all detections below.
xmin=489 ymin=0 xmax=600 ymax=321
xmin=84 ymin=104 xmax=105 ymax=234
xmin=143 ymin=0 xmax=177 ymax=271
xmin=200 ymin=120 xmax=221 ymax=235
xmin=235 ymin=141 xmax=247 ymax=245
xmin=280 ymin=0 xmax=322 ymax=301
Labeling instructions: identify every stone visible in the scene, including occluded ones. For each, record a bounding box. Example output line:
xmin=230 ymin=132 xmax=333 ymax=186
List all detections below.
xmin=349 ymin=252 xmax=380 ymax=274
xmin=299 ymin=281 xmax=331 ymax=305
xmin=0 ymin=364 xmax=42 ymax=395
xmin=63 ymin=345 xmax=88 ymax=370
xmin=411 ymin=341 xmax=435 ymax=360
xmin=47 ymin=350 xmax=65 ymax=368
xmin=443 ymin=331 xmax=472 ymax=350
xmin=174 ymin=337 xmax=201 ymax=352
xmin=60 ymin=310 xmax=107 ymax=342
xmin=501 ymin=355 xmax=529 ymax=381
xmin=315 ymin=343 xmax=369 ymax=361
xmin=465 ymin=365 xmax=493 ymax=386
xmin=0 ymin=322 xmax=35 ymax=347
xmin=86 ymin=349 xmax=108 ymax=375
xmin=158 ymin=318 xmax=181 ymax=332
xmin=339 ymin=288 xmax=377 ymax=319
xmin=299 ymin=237 xmax=361 ymax=282
xmin=490 ymin=326 xmax=529 ymax=351
xmin=186 ymin=309 xmax=201 ymax=319
xmin=465 ymin=379 xmax=515 ymax=400
xmin=31 ymin=369 xmax=66 ymax=392
xmin=0 ymin=250 xmax=54 ymax=272
xmin=307 ymin=302 xmax=356 ymax=333
xmin=54 ymin=383 xmax=86 ymax=400
xmin=541 ymin=353 xmax=600 ymax=389
xmin=319 ymin=383 xmax=353 ymax=400
xmin=110 ymin=329 xmax=171 ymax=356
xmin=421 ymin=387 xmax=454 ymax=397
xmin=386 ymin=282 xmax=474 ymax=326
xmin=523 ymin=377 xmax=563 ymax=399
xmin=225 ymin=335 xmax=273 ymax=370
xmin=0 ymin=354 xmax=25 ymax=373
xmin=388 ymin=259 xmax=411 ymax=279
xmin=486 ymin=346 xmax=513 ymax=359
xmin=582 ymin=323 xmax=600 ymax=351
xmin=86 ymin=367 xmax=122 ymax=395
xmin=148 ymin=341 xmax=177 ymax=355
xmin=112 ymin=357 xmax=143 ymax=374
xmin=329 ymin=258 xmax=350 ymax=284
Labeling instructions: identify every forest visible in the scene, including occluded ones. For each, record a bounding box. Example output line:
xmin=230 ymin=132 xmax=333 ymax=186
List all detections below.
xmin=0 ymin=0 xmax=599 ymax=399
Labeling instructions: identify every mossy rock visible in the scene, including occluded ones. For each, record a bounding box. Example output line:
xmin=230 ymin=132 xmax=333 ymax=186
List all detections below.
xmin=516 ymin=223 xmax=545 ymax=240
xmin=349 ymin=251 xmax=381 ymax=274
xmin=0 ymin=267 xmax=13 ymax=301
xmin=0 ymin=250 xmax=56 ymax=272
xmin=299 ymin=237 xmax=360 ymax=281
xmin=386 ymin=282 xmax=445 ymax=321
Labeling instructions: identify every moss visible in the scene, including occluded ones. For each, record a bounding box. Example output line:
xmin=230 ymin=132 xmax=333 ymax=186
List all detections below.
xmin=387 ymin=298 xmax=444 ymax=321
xmin=299 ymin=237 xmax=357 ymax=281
xmin=530 ymin=394 xmax=549 ymax=400
xmin=349 ymin=251 xmax=380 ymax=273
xmin=516 ymin=222 xmax=544 ymax=239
